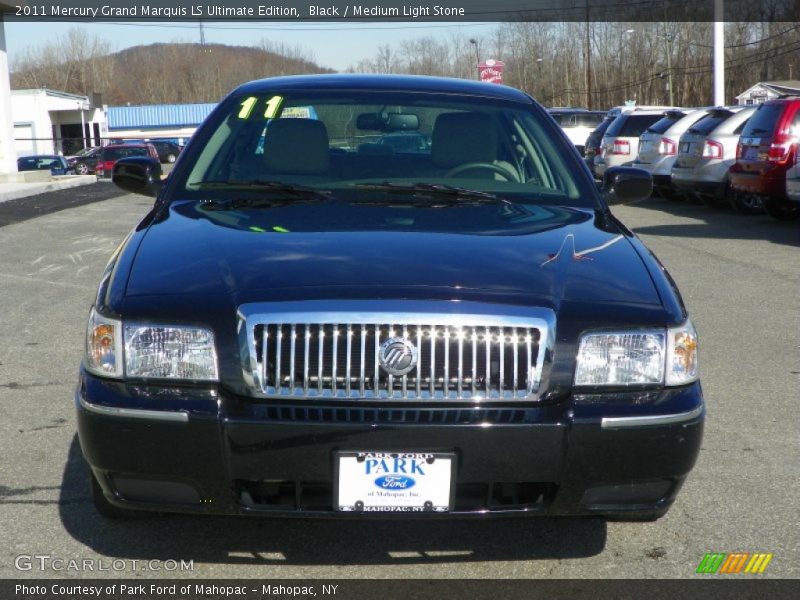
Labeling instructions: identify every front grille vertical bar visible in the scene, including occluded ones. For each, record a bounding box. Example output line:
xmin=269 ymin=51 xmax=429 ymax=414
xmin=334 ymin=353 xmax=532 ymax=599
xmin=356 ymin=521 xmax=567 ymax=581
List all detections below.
xmin=415 ymin=325 xmax=422 ymax=399
xmin=303 ymin=325 xmax=310 ymax=394
xmin=289 ymin=324 xmax=296 ymax=394
xmin=268 ymin=325 xmax=277 ymax=390
xmin=526 ymin=330 xmax=533 ymax=393
xmin=359 ymin=325 xmax=366 ymax=397
xmin=401 ymin=325 xmax=409 ymax=399
xmin=317 ymin=326 xmax=324 ymax=394
xmin=345 ymin=324 xmax=352 ymax=397
xmin=499 ymin=328 xmax=505 ymax=396
xmin=331 ymin=325 xmax=339 ymax=395
xmin=373 ymin=325 xmax=380 ymax=398
xmin=512 ymin=327 xmax=519 ymax=394
xmin=429 ymin=327 xmax=436 ymax=397
xmin=275 ymin=325 xmax=283 ymax=392
xmin=471 ymin=327 xmax=478 ymax=397
xmin=485 ymin=328 xmax=491 ymax=396
xmin=443 ymin=326 xmax=450 ymax=398
xmin=457 ymin=328 xmax=464 ymax=397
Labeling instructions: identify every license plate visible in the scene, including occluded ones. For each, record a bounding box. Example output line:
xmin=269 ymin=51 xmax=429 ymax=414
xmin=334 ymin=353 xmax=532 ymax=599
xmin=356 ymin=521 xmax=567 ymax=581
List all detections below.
xmin=680 ymin=142 xmax=690 ymax=153
xmin=335 ymin=451 xmax=455 ymax=512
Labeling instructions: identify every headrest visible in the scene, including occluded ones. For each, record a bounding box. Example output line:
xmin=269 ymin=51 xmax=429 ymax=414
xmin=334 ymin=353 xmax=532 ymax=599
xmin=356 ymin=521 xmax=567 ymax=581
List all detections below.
xmin=263 ymin=118 xmax=330 ymax=175
xmin=432 ymin=112 xmax=498 ymax=168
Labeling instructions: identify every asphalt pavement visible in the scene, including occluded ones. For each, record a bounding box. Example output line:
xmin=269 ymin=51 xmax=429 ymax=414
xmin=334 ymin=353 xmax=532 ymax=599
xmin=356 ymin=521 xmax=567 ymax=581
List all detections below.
xmin=0 ymin=188 xmax=797 ymax=580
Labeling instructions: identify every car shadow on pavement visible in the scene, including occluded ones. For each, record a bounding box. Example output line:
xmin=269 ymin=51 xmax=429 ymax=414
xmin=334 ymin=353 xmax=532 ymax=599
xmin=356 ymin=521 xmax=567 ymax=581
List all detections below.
xmin=60 ymin=436 xmax=607 ymax=565
xmin=625 ymin=197 xmax=800 ymax=247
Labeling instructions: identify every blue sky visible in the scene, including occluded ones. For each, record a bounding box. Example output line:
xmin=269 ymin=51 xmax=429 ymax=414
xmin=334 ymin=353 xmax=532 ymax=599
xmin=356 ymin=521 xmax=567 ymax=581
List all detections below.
xmin=4 ymin=21 xmax=498 ymax=71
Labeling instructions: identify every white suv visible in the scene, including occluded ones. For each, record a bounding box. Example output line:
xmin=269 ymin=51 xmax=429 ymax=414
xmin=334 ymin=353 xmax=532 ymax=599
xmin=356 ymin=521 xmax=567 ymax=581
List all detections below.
xmin=632 ymin=108 xmax=711 ymax=196
xmin=548 ymin=109 xmax=606 ymax=156
xmin=671 ymin=106 xmax=756 ymax=208
xmin=595 ymin=107 xmax=678 ymax=178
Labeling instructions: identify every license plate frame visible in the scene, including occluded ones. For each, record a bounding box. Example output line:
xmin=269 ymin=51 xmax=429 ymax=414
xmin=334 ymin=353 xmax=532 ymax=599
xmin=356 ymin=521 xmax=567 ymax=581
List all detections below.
xmin=334 ymin=451 xmax=456 ymax=513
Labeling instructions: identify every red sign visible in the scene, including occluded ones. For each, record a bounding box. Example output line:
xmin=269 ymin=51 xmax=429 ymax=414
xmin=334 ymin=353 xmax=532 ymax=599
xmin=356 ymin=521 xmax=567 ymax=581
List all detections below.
xmin=478 ymin=59 xmax=505 ymax=84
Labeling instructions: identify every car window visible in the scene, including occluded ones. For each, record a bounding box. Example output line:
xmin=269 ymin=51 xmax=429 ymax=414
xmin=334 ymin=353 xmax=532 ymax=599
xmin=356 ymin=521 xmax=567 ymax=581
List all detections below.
xmin=647 ymin=115 xmax=683 ymax=134
xmin=607 ymin=114 xmax=664 ymax=137
xmin=103 ymin=147 xmax=148 ymax=161
xmin=180 ymin=91 xmax=595 ymax=208
xmin=740 ymin=104 xmax=784 ymax=137
xmin=689 ymin=113 xmax=732 ymax=136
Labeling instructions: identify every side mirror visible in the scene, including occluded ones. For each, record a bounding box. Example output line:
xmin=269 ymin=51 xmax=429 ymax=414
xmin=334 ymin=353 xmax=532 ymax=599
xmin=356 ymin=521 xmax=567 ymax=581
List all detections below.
xmin=112 ymin=157 xmax=163 ymax=197
xmin=602 ymin=166 xmax=652 ymax=205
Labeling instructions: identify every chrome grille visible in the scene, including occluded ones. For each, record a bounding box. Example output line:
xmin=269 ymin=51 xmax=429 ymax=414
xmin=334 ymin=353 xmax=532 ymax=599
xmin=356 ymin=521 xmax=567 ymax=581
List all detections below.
xmin=255 ymin=323 xmax=540 ymax=400
xmin=238 ymin=301 xmax=554 ymax=402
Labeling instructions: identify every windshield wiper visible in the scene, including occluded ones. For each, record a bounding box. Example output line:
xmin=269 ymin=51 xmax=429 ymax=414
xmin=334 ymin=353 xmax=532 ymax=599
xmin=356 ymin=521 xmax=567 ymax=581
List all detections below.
xmin=190 ymin=180 xmax=332 ymax=203
xmin=351 ymin=182 xmax=507 ymax=205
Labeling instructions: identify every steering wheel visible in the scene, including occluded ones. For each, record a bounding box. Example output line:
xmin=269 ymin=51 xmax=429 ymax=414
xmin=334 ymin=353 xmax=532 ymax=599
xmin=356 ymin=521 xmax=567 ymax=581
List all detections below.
xmin=445 ymin=162 xmax=520 ymax=182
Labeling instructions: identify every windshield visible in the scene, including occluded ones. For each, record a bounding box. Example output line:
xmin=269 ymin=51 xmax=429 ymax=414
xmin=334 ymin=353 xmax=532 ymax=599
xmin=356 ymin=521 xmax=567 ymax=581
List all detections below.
xmin=177 ymin=91 xmax=596 ymax=208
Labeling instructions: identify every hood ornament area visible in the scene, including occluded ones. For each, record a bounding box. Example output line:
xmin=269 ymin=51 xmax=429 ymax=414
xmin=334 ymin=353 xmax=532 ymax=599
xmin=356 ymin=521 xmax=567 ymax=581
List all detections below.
xmin=378 ymin=337 xmax=418 ymax=376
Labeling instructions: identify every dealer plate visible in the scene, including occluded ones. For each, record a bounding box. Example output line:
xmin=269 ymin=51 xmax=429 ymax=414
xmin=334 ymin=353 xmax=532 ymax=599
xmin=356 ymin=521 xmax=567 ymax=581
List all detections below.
xmin=335 ymin=451 xmax=455 ymax=512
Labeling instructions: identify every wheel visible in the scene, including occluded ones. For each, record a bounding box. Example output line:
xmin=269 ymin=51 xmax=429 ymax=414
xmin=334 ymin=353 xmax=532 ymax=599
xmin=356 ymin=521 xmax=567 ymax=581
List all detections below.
xmin=445 ymin=162 xmax=520 ymax=182
xmin=89 ymin=468 xmax=140 ymax=519
xmin=166 ymin=153 xmax=177 ymax=164
xmin=763 ymin=197 xmax=800 ymax=221
xmin=727 ymin=187 xmax=764 ymax=215
xmin=74 ymin=162 xmax=90 ymax=175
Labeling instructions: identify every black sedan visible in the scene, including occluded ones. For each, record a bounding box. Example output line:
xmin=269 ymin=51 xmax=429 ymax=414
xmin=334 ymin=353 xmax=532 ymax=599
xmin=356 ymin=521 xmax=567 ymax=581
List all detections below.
xmin=77 ymin=75 xmax=703 ymax=521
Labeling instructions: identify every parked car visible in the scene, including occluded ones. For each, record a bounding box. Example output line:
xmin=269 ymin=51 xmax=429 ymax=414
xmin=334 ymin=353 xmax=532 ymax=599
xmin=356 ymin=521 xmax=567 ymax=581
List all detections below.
xmin=17 ymin=155 xmax=71 ymax=176
xmin=671 ymin=106 xmax=756 ymax=209
xmin=595 ymin=107 xmax=678 ymax=178
xmin=632 ymin=108 xmax=711 ymax=197
xmin=78 ymin=74 xmax=702 ymax=522
xmin=95 ymin=143 xmax=160 ymax=180
xmin=786 ymin=143 xmax=800 ymax=209
xmin=729 ymin=97 xmax=800 ymax=220
xmin=548 ymin=109 xmax=606 ymax=155
xmin=67 ymin=147 xmax=101 ymax=175
xmin=584 ymin=113 xmax=618 ymax=176
xmin=150 ymin=140 xmax=183 ymax=163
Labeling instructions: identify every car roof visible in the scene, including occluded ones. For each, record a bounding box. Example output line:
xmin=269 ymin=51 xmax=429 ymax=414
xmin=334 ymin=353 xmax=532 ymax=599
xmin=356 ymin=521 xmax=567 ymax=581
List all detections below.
xmin=19 ymin=155 xmax=61 ymax=159
xmin=234 ymin=74 xmax=534 ymax=104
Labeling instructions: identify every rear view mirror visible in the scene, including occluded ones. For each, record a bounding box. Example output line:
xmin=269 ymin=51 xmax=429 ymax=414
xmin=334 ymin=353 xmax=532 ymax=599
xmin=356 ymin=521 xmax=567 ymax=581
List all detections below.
xmin=112 ymin=157 xmax=163 ymax=197
xmin=356 ymin=112 xmax=420 ymax=132
xmin=386 ymin=113 xmax=419 ymax=131
xmin=602 ymin=166 xmax=652 ymax=205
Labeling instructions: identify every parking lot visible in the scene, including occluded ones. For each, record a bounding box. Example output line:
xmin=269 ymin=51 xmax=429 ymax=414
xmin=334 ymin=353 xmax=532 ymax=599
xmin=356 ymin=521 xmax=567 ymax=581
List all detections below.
xmin=0 ymin=186 xmax=797 ymax=579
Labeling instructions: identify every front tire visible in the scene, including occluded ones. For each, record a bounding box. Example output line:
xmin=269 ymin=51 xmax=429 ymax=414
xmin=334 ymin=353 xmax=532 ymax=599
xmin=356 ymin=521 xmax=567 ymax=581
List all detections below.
xmin=75 ymin=162 xmax=89 ymax=175
xmin=763 ymin=198 xmax=800 ymax=221
xmin=166 ymin=153 xmax=177 ymax=164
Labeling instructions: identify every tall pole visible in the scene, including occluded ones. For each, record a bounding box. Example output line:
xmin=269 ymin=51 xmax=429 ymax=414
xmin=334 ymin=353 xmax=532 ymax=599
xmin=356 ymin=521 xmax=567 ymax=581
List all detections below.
xmin=585 ymin=1 xmax=592 ymax=109
xmin=713 ymin=0 xmax=725 ymax=105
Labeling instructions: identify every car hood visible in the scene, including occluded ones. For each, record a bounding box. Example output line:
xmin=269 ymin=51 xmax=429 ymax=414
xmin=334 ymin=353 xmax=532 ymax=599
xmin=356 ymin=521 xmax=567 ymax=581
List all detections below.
xmin=125 ymin=199 xmax=661 ymax=308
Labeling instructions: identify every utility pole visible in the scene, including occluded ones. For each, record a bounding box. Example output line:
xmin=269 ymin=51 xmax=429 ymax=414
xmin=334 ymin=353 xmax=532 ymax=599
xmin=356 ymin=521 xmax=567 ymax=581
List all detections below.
xmin=199 ymin=21 xmax=206 ymax=46
xmin=585 ymin=0 xmax=592 ymax=109
xmin=713 ymin=0 xmax=725 ymax=105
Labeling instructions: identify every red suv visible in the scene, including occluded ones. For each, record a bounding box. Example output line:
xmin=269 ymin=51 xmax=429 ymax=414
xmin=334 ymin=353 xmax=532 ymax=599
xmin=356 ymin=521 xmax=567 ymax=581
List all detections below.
xmin=96 ymin=143 xmax=159 ymax=180
xmin=729 ymin=97 xmax=800 ymax=220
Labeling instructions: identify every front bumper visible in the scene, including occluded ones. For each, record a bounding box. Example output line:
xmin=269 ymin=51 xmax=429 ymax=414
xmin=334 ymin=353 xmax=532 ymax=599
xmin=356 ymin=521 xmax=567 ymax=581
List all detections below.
xmin=76 ymin=369 xmax=704 ymax=519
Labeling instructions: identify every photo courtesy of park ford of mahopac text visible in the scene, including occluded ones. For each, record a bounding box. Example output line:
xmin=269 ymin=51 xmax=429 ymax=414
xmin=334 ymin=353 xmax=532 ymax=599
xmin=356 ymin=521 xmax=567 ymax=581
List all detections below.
xmin=1 ymin=0 xmax=799 ymax=599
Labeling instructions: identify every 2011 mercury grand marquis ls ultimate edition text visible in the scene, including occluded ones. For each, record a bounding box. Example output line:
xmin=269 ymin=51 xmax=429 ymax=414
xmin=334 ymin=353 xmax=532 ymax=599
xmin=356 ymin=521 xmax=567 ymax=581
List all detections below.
xmin=76 ymin=75 xmax=703 ymax=521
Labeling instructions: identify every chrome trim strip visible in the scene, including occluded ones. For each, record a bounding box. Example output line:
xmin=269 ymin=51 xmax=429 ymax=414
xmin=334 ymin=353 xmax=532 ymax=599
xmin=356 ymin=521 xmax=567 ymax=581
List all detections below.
xmin=78 ymin=395 xmax=188 ymax=423
xmin=601 ymin=405 xmax=704 ymax=429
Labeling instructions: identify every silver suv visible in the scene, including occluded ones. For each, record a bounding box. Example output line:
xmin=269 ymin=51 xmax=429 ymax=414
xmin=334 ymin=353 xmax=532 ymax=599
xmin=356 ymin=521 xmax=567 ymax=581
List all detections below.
xmin=632 ymin=108 xmax=711 ymax=197
xmin=671 ymin=106 xmax=756 ymax=208
xmin=548 ymin=109 xmax=606 ymax=156
xmin=595 ymin=107 xmax=678 ymax=177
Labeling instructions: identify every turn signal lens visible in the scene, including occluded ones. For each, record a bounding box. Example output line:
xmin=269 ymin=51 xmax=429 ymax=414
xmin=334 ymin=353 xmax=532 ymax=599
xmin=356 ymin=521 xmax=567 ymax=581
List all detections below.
xmin=85 ymin=308 xmax=123 ymax=377
xmin=666 ymin=321 xmax=699 ymax=386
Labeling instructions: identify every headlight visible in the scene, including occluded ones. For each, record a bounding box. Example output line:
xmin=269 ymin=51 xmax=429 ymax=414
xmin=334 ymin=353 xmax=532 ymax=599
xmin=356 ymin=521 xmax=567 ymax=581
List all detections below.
xmin=574 ymin=321 xmax=698 ymax=387
xmin=85 ymin=308 xmax=123 ymax=378
xmin=85 ymin=309 xmax=218 ymax=381
xmin=124 ymin=324 xmax=218 ymax=381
